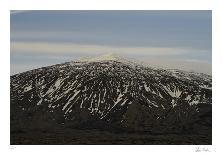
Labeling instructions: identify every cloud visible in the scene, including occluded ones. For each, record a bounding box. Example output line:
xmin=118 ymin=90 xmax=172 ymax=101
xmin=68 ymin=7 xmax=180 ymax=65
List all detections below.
xmin=139 ymin=57 xmax=211 ymax=75
xmin=10 ymin=41 xmax=211 ymax=75
xmin=11 ymin=41 xmax=198 ymax=57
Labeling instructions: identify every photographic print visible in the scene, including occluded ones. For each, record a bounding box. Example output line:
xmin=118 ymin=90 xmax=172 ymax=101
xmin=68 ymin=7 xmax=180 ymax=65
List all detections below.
xmin=10 ymin=11 xmax=212 ymax=145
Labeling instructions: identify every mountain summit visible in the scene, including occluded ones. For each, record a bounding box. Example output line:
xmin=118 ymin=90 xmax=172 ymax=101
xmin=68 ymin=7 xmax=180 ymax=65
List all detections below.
xmin=10 ymin=55 xmax=212 ymax=144
xmin=79 ymin=53 xmax=123 ymax=62
xmin=78 ymin=53 xmax=138 ymax=66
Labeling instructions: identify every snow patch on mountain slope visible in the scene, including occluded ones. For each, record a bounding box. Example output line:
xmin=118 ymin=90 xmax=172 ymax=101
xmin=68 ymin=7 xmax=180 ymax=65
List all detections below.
xmin=171 ymin=99 xmax=177 ymax=107
xmin=163 ymin=86 xmax=182 ymax=98
xmin=37 ymin=98 xmax=43 ymax=105
xmin=200 ymin=85 xmax=212 ymax=90
xmin=24 ymin=85 xmax=32 ymax=92
xmin=62 ymin=90 xmax=81 ymax=113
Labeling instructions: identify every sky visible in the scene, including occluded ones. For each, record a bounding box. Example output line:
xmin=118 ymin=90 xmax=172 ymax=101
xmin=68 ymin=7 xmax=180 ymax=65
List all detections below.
xmin=10 ymin=11 xmax=212 ymax=75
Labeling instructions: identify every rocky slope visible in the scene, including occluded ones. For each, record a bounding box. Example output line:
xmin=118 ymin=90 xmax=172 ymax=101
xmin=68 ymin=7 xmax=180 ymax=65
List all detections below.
xmin=10 ymin=54 xmax=212 ymax=135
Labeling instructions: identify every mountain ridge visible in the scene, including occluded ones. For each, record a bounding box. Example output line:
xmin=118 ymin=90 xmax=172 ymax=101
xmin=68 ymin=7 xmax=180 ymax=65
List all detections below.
xmin=11 ymin=55 xmax=212 ymax=140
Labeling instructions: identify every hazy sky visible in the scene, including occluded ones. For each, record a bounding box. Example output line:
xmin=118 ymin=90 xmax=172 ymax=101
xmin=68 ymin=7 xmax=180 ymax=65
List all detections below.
xmin=10 ymin=11 xmax=212 ymax=75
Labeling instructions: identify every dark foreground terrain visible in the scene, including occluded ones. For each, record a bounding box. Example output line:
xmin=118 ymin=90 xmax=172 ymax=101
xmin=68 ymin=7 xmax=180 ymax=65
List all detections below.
xmin=10 ymin=102 xmax=212 ymax=145
xmin=11 ymin=128 xmax=211 ymax=145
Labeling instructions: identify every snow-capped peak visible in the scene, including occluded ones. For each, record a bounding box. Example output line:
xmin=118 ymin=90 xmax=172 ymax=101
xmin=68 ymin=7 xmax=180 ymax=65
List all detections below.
xmin=78 ymin=53 xmax=146 ymax=68
xmin=79 ymin=53 xmax=130 ymax=62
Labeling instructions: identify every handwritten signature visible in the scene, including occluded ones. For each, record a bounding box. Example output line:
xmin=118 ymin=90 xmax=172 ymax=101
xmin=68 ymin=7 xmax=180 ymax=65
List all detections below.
xmin=195 ymin=147 xmax=215 ymax=152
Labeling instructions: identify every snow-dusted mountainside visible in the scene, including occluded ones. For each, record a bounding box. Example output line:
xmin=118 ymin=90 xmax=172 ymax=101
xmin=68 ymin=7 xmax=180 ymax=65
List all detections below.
xmin=10 ymin=54 xmax=212 ymax=134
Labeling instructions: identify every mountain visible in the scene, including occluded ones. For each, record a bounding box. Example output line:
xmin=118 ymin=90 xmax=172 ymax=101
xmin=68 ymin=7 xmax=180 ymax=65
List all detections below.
xmin=10 ymin=54 xmax=212 ymax=144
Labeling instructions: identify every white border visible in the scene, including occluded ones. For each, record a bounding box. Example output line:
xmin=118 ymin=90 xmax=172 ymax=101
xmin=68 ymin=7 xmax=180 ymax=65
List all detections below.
xmin=1 ymin=0 xmax=221 ymax=155
xmin=9 ymin=0 xmax=213 ymax=10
